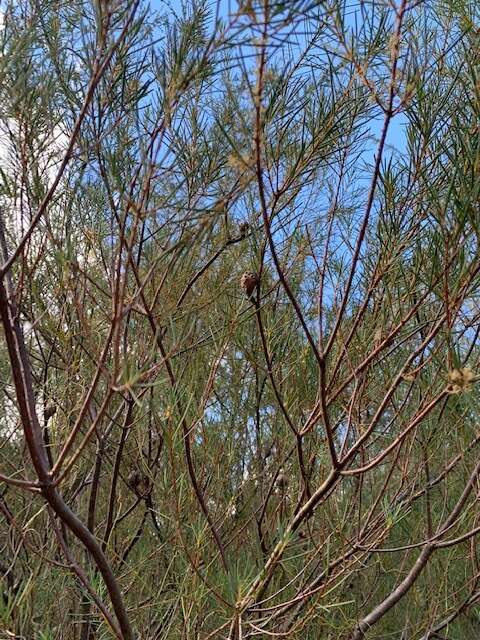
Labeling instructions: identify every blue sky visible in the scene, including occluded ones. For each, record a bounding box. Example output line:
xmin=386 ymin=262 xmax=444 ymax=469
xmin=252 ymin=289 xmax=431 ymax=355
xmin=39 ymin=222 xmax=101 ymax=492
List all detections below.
xmin=147 ymin=0 xmax=409 ymax=156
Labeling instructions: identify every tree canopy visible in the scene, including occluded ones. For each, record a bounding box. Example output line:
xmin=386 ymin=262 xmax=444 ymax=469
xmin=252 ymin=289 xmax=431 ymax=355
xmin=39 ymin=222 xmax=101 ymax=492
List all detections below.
xmin=0 ymin=0 xmax=480 ymax=638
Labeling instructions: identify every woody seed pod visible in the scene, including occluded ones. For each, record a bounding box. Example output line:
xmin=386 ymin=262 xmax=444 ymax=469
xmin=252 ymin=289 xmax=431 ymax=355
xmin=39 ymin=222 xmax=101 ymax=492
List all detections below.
xmin=240 ymin=271 xmax=259 ymax=301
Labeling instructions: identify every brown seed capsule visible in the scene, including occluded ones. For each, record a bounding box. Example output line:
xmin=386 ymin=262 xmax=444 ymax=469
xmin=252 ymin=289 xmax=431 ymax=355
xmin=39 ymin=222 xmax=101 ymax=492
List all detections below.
xmin=128 ymin=471 xmax=151 ymax=497
xmin=240 ymin=271 xmax=259 ymax=301
xmin=238 ymin=221 xmax=250 ymax=237
xmin=128 ymin=471 xmax=140 ymax=488
xmin=276 ymin=471 xmax=288 ymax=490
xmin=44 ymin=404 xmax=57 ymax=421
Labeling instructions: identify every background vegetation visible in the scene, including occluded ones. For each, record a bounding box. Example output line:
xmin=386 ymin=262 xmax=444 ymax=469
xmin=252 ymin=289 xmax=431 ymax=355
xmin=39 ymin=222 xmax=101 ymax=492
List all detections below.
xmin=1 ymin=0 xmax=480 ymax=638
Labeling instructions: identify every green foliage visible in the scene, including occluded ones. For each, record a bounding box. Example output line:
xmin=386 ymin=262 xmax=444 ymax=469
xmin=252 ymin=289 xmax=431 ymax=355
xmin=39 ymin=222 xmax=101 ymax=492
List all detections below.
xmin=0 ymin=0 xmax=480 ymax=639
